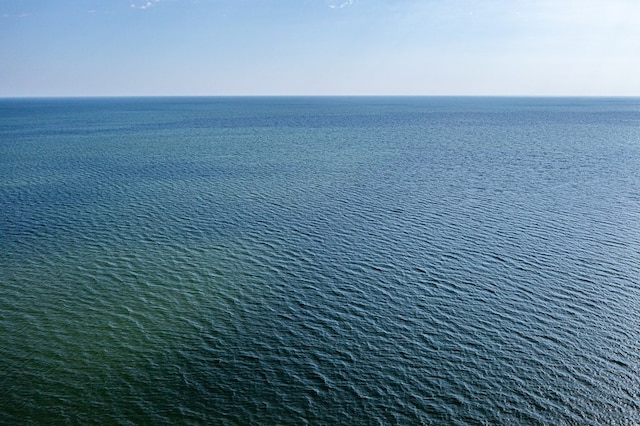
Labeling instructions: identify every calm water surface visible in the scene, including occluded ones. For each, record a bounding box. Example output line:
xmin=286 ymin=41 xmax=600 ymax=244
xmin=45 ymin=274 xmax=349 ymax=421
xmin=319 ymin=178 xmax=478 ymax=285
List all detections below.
xmin=1 ymin=97 xmax=640 ymax=424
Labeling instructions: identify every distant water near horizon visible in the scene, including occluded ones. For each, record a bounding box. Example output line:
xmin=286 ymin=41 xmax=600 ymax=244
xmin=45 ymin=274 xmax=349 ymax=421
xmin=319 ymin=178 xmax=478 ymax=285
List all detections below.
xmin=1 ymin=96 xmax=640 ymax=424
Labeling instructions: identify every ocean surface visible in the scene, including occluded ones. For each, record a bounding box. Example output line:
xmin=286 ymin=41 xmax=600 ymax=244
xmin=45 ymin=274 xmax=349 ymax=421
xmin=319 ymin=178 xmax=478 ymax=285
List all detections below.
xmin=1 ymin=96 xmax=640 ymax=425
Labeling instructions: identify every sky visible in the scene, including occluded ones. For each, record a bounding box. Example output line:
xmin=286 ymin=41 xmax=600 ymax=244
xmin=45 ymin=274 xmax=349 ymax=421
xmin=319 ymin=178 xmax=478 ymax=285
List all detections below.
xmin=1 ymin=0 xmax=639 ymax=96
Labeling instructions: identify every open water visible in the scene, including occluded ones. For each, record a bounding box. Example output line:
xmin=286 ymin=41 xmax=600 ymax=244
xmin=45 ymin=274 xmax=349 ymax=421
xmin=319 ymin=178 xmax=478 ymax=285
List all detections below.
xmin=1 ymin=97 xmax=640 ymax=424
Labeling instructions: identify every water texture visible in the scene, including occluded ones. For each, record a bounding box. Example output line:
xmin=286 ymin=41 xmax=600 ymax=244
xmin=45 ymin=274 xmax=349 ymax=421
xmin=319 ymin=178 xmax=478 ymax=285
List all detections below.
xmin=1 ymin=97 xmax=640 ymax=424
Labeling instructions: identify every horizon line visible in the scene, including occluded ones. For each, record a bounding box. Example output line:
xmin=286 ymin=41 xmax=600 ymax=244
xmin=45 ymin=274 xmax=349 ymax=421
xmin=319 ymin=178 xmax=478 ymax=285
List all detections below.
xmin=2 ymin=94 xmax=640 ymax=100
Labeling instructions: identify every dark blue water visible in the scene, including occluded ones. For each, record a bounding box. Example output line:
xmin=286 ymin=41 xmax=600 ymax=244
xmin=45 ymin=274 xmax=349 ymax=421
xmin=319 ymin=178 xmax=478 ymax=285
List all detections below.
xmin=1 ymin=97 xmax=640 ymax=424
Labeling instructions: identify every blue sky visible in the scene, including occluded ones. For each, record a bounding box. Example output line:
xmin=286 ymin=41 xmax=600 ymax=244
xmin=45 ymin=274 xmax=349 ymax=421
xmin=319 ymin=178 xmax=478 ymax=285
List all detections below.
xmin=1 ymin=0 xmax=639 ymax=96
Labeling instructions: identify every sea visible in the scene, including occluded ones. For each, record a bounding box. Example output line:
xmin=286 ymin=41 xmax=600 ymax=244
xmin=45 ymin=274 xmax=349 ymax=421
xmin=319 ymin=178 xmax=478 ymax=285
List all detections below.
xmin=1 ymin=96 xmax=639 ymax=425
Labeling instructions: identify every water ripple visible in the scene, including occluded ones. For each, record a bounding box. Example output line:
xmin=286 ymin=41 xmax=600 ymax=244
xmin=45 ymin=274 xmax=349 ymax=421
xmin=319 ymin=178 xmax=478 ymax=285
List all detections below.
xmin=2 ymin=97 xmax=640 ymax=424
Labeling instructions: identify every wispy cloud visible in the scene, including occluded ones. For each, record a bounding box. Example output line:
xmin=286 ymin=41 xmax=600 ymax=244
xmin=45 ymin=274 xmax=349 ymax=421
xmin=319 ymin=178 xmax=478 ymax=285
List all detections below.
xmin=2 ymin=12 xmax=29 ymax=18
xmin=329 ymin=0 xmax=355 ymax=9
xmin=131 ymin=0 xmax=160 ymax=10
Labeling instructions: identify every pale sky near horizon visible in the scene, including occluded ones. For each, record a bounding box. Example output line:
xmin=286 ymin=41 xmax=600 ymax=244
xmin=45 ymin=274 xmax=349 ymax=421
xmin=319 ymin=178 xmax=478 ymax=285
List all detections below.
xmin=1 ymin=0 xmax=639 ymax=97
